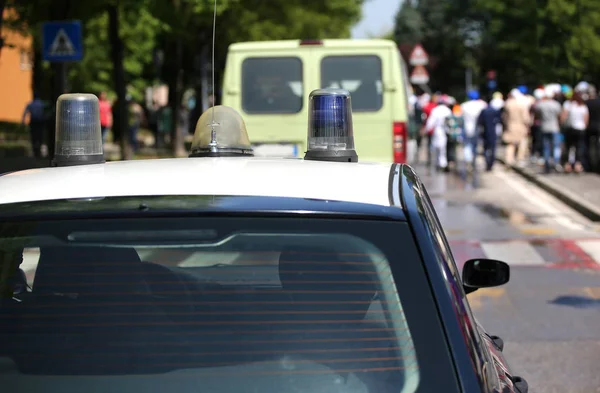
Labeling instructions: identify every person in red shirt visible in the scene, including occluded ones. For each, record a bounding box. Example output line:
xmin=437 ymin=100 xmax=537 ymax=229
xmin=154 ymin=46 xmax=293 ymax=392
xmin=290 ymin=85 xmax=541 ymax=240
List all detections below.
xmin=422 ymin=93 xmax=439 ymax=166
xmin=98 ymin=91 xmax=113 ymax=143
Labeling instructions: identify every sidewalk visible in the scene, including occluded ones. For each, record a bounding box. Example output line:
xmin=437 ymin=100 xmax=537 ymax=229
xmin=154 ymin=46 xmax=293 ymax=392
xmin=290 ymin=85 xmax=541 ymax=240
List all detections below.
xmin=496 ymin=149 xmax=600 ymax=221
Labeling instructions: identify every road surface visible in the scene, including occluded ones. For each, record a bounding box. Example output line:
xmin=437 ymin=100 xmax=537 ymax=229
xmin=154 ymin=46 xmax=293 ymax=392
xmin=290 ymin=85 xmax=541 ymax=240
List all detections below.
xmin=416 ymin=161 xmax=600 ymax=393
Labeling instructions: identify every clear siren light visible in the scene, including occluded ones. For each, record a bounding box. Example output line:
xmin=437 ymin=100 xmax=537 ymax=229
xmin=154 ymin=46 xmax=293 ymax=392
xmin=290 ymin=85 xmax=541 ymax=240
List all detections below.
xmin=189 ymin=105 xmax=254 ymax=158
xmin=304 ymin=88 xmax=358 ymax=163
xmin=52 ymin=93 xmax=105 ymax=167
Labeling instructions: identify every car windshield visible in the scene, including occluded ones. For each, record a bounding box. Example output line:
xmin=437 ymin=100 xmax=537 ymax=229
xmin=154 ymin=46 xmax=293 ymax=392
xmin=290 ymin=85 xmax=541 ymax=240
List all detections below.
xmin=0 ymin=214 xmax=457 ymax=393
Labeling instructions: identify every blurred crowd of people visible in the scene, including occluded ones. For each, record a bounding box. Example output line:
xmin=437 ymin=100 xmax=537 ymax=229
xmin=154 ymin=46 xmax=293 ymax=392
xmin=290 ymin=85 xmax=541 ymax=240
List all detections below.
xmin=408 ymin=82 xmax=600 ymax=174
xmin=98 ymin=92 xmax=183 ymax=152
xmin=20 ymin=91 xmax=197 ymax=159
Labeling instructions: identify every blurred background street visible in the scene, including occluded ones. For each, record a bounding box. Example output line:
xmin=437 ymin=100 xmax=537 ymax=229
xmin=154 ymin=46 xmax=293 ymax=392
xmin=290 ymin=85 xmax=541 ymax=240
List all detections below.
xmin=418 ymin=156 xmax=600 ymax=393
xmin=3 ymin=0 xmax=600 ymax=392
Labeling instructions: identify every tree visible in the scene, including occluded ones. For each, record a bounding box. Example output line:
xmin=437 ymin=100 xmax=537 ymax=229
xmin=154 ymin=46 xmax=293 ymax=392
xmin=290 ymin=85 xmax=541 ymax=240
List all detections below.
xmin=416 ymin=0 xmax=468 ymax=94
xmin=392 ymin=0 xmax=600 ymax=94
xmin=217 ymin=0 xmax=364 ymax=43
xmin=68 ymin=6 xmax=163 ymax=101
xmin=393 ymin=0 xmax=423 ymax=46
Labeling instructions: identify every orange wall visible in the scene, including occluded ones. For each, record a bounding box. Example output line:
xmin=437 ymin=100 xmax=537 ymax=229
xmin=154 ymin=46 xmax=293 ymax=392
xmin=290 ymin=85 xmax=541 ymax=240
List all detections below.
xmin=0 ymin=10 xmax=33 ymax=123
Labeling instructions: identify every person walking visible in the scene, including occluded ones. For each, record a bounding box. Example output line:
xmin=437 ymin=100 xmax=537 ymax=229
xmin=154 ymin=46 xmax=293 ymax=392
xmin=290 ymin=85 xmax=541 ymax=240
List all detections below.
xmin=422 ymin=93 xmax=438 ymax=166
xmin=21 ymin=93 xmax=47 ymax=158
xmin=534 ymin=87 xmax=563 ymax=173
xmin=98 ymin=91 xmax=113 ymax=143
xmin=478 ymin=99 xmax=502 ymax=171
xmin=127 ymin=96 xmax=144 ymax=153
xmin=460 ymin=90 xmax=487 ymax=169
xmin=490 ymin=91 xmax=505 ymax=138
xmin=560 ymin=91 xmax=588 ymax=173
xmin=530 ymin=88 xmax=545 ymax=164
xmin=585 ymin=86 xmax=600 ymax=173
xmin=425 ymin=95 xmax=453 ymax=172
xmin=502 ymin=89 xmax=531 ymax=166
xmin=445 ymin=101 xmax=464 ymax=168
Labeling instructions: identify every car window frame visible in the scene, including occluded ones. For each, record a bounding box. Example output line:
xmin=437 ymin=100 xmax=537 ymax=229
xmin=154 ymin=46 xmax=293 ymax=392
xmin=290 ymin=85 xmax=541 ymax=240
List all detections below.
xmin=398 ymin=164 xmax=495 ymax=392
xmin=319 ymin=54 xmax=384 ymax=113
xmin=241 ymin=56 xmax=304 ymax=115
xmin=418 ymin=184 xmax=498 ymax=391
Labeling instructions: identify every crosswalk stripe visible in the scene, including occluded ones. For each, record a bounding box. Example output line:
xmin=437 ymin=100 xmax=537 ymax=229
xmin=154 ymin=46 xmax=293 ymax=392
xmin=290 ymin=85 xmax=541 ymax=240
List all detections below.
xmin=479 ymin=240 xmax=546 ymax=266
xmin=574 ymin=240 xmax=600 ymax=266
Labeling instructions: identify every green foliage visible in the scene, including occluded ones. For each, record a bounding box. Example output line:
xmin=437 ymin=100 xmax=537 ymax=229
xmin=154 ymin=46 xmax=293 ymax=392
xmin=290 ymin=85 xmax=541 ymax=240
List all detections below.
xmin=392 ymin=0 xmax=600 ymax=93
xmin=69 ymin=5 xmax=165 ymax=101
xmin=393 ymin=1 xmax=423 ymax=45
xmin=218 ymin=0 xmax=364 ymax=43
xmin=8 ymin=0 xmax=366 ymax=100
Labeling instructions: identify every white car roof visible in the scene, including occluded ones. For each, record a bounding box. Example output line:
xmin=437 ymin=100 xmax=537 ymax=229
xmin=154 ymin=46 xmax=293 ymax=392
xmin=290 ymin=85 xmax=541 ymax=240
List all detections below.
xmin=0 ymin=157 xmax=397 ymax=207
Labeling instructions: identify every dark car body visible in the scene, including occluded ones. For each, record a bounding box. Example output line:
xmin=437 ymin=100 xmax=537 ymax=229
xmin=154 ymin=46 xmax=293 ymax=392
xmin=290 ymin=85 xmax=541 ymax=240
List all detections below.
xmin=398 ymin=164 xmax=525 ymax=393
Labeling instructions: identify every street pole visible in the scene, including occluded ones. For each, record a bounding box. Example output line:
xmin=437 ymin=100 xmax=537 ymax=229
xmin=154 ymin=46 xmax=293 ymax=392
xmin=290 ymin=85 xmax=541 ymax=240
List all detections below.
xmin=52 ymin=63 xmax=67 ymax=101
xmin=465 ymin=67 xmax=472 ymax=94
xmin=465 ymin=50 xmax=473 ymax=95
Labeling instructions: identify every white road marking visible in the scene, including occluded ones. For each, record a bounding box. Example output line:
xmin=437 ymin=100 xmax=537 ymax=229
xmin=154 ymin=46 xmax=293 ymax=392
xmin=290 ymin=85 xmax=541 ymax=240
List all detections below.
xmin=493 ymin=169 xmax=586 ymax=231
xmin=574 ymin=240 xmax=600 ymax=265
xmin=480 ymin=240 xmax=546 ymax=266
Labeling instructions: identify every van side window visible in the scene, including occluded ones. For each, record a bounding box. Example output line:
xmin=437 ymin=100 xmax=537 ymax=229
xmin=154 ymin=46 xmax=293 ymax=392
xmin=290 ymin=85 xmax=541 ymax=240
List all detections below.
xmin=241 ymin=57 xmax=303 ymax=114
xmin=320 ymin=55 xmax=383 ymax=112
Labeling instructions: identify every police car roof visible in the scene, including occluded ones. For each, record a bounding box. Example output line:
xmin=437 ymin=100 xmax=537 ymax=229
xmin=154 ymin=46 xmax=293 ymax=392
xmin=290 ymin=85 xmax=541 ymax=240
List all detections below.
xmin=0 ymin=157 xmax=401 ymax=208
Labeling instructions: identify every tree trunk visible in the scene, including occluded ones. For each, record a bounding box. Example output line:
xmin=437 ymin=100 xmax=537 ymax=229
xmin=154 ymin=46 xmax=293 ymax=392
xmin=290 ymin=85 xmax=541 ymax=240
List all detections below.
xmin=107 ymin=4 xmax=132 ymax=161
xmin=47 ymin=0 xmax=72 ymax=161
xmin=0 ymin=0 xmax=7 ymax=59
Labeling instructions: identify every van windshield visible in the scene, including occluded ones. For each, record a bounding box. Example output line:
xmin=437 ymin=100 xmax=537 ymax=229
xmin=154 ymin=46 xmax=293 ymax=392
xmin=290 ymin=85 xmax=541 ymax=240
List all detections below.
xmin=321 ymin=55 xmax=383 ymax=112
xmin=241 ymin=57 xmax=303 ymax=114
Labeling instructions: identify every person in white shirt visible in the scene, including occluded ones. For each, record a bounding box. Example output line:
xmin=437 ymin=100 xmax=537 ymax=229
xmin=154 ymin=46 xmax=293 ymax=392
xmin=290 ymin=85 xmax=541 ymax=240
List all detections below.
xmin=425 ymin=95 xmax=453 ymax=171
xmin=560 ymin=91 xmax=589 ymax=173
xmin=460 ymin=90 xmax=487 ymax=168
xmin=490 ymin=92 xmax=505 ymax=137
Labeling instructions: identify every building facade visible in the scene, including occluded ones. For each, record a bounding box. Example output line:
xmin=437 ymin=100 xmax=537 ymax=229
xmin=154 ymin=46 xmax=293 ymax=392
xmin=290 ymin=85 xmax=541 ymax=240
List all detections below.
xmin=0 ymin=9 xmax=33 ymax=123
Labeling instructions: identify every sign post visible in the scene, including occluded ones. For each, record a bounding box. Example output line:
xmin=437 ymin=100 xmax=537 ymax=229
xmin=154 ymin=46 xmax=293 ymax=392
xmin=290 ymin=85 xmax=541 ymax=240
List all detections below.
xmin=409 ymin=44 xmax=429 ymax=67
xmin=42 ymin=21 xmax=83 ymax=62
xmin=42 ymin=21 xmax=83 ymax=96
xmin=486 ymin=70 xmax=497 ymax=92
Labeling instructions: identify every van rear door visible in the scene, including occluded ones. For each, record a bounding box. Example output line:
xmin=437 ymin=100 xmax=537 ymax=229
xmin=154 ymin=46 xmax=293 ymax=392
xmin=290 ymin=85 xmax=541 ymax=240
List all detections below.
xmin=224 ymin=49 xmax=310 ymax=158
xmin=316 ymin=47 xmax=395 ymax=162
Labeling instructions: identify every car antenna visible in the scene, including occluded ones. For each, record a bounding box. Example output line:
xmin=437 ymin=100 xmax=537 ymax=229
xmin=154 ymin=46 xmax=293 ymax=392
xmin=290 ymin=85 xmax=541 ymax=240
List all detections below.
xmin=208 ymin=0 xmax=219 ymax=150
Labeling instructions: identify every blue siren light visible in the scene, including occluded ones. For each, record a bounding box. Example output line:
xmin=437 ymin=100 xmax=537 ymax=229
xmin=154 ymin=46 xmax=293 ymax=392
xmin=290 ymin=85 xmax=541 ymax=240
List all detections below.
xmin=52 ymin=93 xmax=105 ymax=167
xmin=304 ymin=88 xmax=358 ymax=163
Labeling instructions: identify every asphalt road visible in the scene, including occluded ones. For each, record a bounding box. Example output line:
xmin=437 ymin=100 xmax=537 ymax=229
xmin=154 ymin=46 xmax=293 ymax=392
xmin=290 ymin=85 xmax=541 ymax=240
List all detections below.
xmin=415 ymin=158 xmax=600 ymax=393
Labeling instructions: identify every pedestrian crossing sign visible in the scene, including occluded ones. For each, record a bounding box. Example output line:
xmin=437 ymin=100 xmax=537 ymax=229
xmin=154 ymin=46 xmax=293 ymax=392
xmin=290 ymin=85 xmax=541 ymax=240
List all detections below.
xmin=42 ymin=20 xmax=83 ymax=62
xmin=49 ymin=29 xmax=76 ymax=57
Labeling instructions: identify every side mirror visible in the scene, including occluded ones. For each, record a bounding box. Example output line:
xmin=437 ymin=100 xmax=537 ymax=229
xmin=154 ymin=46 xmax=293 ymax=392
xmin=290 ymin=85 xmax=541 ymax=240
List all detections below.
xmin=462 ymin=259 xmax=510 ymax=294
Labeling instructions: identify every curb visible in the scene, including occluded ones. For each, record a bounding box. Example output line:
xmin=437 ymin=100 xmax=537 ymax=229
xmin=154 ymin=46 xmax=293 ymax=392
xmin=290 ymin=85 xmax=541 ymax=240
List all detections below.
xmin=496 ymin=158 xmax=600 ymax=222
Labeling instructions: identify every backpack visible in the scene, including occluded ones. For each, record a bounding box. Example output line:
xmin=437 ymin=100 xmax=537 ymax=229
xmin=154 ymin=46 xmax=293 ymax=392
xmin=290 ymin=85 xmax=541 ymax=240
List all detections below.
xmin=445 ymin=115 xmax=462 ymax=139
xmin=29 ymin=101 xmax=46 ymax=123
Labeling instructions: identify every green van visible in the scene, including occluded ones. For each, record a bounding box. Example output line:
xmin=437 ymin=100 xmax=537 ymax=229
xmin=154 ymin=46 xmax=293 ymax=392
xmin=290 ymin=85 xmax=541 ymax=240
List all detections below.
xmin=221 ymin=39 xmax=412 ymax=163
